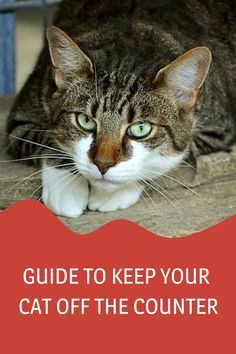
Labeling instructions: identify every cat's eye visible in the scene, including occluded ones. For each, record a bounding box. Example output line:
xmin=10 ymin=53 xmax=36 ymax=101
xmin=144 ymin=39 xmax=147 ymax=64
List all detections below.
xmin=76 ymin=113 xmax=96 ymax=131
xmin=128 ymin=122 xmax=152 ymax=139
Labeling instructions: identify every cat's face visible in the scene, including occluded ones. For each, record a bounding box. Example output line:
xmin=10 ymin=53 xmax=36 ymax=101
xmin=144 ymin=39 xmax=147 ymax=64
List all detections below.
xmin=54 ymin=87 xmax=187 ymax=192
xmin=47 ymin=26 xmax=211 ymax=191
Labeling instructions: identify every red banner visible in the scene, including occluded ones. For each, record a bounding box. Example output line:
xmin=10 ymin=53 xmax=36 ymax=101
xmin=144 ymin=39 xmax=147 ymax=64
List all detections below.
xmin=0 ymin=200 xmax=235 ymax=353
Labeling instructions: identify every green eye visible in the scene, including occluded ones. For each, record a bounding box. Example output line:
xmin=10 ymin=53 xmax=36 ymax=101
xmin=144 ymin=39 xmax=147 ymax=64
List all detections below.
xmin=76 ymin=113 xmax=96 ymax=131
xmin=128 ymin=122 xmax=152 ymax=138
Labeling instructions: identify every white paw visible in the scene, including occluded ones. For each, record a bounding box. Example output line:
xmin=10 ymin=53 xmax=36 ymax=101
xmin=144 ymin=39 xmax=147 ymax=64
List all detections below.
xmin=42 ymin=165 xmax=89 ymax=218
xmin=88 ymin=185 xmax=142 ymax=212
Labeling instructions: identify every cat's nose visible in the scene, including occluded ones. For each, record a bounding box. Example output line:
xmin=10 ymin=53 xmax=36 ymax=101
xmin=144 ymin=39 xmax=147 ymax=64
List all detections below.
xmin=94 ymin=159 xmax=115 ymax=175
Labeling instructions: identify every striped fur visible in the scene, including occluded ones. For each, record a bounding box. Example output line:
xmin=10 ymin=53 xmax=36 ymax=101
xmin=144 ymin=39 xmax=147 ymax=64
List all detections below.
xmin=6 ymin=0 xmax=235 ymax=169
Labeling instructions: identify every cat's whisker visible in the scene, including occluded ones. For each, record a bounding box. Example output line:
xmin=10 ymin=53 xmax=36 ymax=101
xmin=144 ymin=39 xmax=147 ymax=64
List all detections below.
xmin=60 ymin=172 xmax=85 ymax=196
xmin=143 ymin=176 xmax=179 ymax=203
xmin=137 ymin=166 xmax=214 ymax=206
xmin=142 ymin=189 xmax=160 ymax=213
xmin=37 ymin=166 xmax=79 ymax=202
xmin=11 ymin=162 xmax=76 ymax=190
xmin=127 ymin=179 xmax=147 ymax=213
xmin=53 ymin=138 xmax=77 ymax=159
xmin=138 ymin=177 xmax=181 ymax=214
xmin=6 ymin=127 xmax=57 ymax=133
xmin=138 ymin=168 xmax=176 ymax=203
xmin=129 ymin=179 xmax=157 ymax=216
xmin=32 ymin=183 xmax=45 ymax=200
xmin=69 ymin=166 xmax=85 ymax=186
xmin=179 ymin=160 xmax=197 ymax=170
xmin=30 ymin=167 xmax=74 ymax=200
xmin=133 ymin=181 xmax=148 ymax=212
xmin=30 ymin=165 xmax=76 ymax=199
xmin=135 ymin=178 xmax=168 ymax=216
xmin=171 ymin=165 xmax=194 ymax=168
xmin=6 ymin=132 xmax=75 ymax=158
xmin=159 ymin=151 xmax=197 ymax=171
xmin=132 ymin=178 xmax=161 ymax=213
xmin=74 ymin=174 xmax=85 ymax=187
xmin=0 ymin=155 xmax=73 ymax=163
xmin=62 ymin=170 xmax=86 ymax=192
xmin=162 ymin=173 xmax=214 ymax=206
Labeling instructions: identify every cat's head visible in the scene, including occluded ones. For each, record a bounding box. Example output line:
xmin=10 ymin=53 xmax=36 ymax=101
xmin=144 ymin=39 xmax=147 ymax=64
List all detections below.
xmin=46 ymin=26 xmax=211 ymax=191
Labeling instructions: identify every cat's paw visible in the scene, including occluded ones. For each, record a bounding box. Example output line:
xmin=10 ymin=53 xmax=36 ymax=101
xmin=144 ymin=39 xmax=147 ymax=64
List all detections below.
xmin=42 ymin=165 xmax=89 ymax=218
xmin=88 ymin=185 xmax=142 ymax=212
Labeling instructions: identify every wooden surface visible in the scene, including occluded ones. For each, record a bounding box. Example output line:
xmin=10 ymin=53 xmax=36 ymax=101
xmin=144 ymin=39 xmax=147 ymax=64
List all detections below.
xmin=0 ymin=96 xmax=236 ymax=236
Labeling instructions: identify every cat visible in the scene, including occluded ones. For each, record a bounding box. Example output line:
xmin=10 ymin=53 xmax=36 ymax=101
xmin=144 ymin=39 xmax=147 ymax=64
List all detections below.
xmin=6 ymin=0 xmax=236 ymax=217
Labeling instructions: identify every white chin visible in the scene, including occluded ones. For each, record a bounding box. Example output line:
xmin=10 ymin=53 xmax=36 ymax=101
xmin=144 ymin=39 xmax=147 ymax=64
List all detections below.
xmin=91 ymin=179 xmax=123 ymax=192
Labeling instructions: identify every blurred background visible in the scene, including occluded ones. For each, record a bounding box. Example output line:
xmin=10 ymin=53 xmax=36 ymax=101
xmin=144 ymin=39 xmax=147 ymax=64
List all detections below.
xmin=0 ymin=0 xmax=61 ymax=95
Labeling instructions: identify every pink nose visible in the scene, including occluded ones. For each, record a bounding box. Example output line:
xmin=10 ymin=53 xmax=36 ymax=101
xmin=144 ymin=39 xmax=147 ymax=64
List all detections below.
xmin=94 ymin=159 xmax=115 ymax=175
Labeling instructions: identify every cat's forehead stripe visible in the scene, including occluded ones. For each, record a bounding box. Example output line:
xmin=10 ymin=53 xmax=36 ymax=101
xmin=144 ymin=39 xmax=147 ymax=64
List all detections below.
xmin=94 ymin=68 xmax=141 ymax=121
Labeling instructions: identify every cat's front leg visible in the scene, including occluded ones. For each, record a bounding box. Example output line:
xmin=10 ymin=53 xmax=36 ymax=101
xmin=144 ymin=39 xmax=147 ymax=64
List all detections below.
xmin=88 ymin=184 xmax=142 ymax=212
xmin=42 ymin=164 xmax=89 ymax=217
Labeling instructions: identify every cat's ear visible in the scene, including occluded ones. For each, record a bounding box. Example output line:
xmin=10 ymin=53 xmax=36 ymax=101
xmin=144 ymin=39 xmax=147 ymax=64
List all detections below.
xmin=46 ymin=26 xmax=93 ymax=89
xmin=153 ymin=47 xmax=212 ymax=109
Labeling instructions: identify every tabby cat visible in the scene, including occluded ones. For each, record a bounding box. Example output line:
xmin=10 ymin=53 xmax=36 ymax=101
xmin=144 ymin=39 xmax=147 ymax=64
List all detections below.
xmin=7 ymin=0 xmax=236 ymax=217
